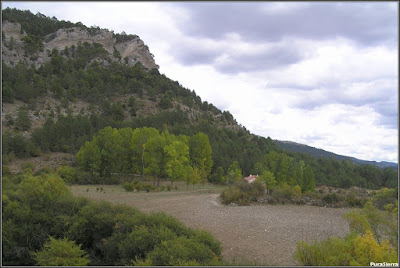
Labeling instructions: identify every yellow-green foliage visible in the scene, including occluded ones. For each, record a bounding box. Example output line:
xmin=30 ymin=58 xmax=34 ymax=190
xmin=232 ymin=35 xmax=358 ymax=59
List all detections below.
xmin=293 ymin=185 xmax=302 ymax=196
xmin=351 ymin=230 xmax=398 ymax=266
xmin=344 ymin=211 xmax=371 ymax=234
xmin=294 ymin=230 xmax=398 ymax=266
xmin=220 ymin=187 xmax=250 ymax=206
xmin=372 ymin=187 xmax=398 ymax=210
xmin=20 ymin=173 xmax=71 ymax=206
xmin=294 ymin=234 xmax=354 ymax=266
xmin=294 ymin=201 xmax=398 ymax=266
xmin=56 ymin=165 xmax=77 ymax=183
xmin=32 ymin=236 xmax=90 ymax=266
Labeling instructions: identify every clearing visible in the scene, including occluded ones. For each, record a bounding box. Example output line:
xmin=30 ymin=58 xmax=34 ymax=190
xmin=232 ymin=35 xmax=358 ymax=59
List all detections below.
xmin=70 ymin=184 xmax=350 ymax=266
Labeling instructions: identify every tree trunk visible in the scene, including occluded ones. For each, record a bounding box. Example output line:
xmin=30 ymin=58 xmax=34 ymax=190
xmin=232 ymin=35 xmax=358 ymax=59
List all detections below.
xmin=141 ymin=148 xmax=145 ymax=181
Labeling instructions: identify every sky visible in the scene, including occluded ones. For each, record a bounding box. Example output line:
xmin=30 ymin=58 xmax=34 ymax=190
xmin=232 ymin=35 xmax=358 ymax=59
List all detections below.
xmin=2 ymin=1 xmax=399 ymax=163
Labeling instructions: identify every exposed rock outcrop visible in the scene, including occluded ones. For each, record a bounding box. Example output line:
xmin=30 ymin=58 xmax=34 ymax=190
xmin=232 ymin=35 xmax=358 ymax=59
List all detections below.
xmin=2 ymin=21 xmax=27 ymax=40
xmin=1 ymin=21 xmax=159 ymax=70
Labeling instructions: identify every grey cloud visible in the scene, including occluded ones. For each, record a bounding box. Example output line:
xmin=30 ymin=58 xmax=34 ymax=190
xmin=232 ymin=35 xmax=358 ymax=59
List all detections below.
xmin=377 ymin=115 xmax=398 ymax=129
xmin=173 ymin=40 xmax=305 ymax=74
xmin=294 ymin=80 xmax=397 ymax=110
xmin=216 ymin=45 xmax=304 ymax=73
xmin=294 ymin=87 xmax=398 ymax=130
xmin=371 ymin=100 xmax=398 ymax=129
xmin=172 ymin=2 xmax=397 ymax=47
xmin=174 ymin=45 xmax=220 ymax=65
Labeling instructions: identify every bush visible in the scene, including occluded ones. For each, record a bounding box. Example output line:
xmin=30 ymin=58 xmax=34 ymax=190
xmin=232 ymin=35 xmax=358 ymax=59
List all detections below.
xmin=144 ymin=236 xmax=220 ymax=266
xmin=293 ymin=185 xmax=302 ymax=196
xmin=294 ymin=230 xmax=398 ymax=266
xmin=22 ymin=162 xmax=35 ymax=172
xmin=135 ymin=183 xmax=143 ymax=191
xmin=143 ymin=184 xmax=156 ymax=193
xmin=221 ymin=180 xmax=266 ymax=205
xmin=220 ymin=187 xmax=250 ymax=205
xmin=271 ymin=184 xmax=295 ymax=203
xmin=372 ymin=187 xmax=397 ymax=210
xmin=322 ymin=193 xmax=343 ymax=205
xmin=3 ymin=170 xmax=223 ymax=266
xmin=2 ymin=165 xmax=13 ymax=176
xmin=122 ymin=182 xmax=135 ymax=192
xmin=32 ymin=236 xmax=90 ymax=266
xmin=344 ymin=192 xmax=365 ymax=208
xmin=56 ymin=166 xmax=76 ymax=183
xmin=34 ymin=166 xmax=54 ymax=176
xmin=236 ymin=180 xmax=266 ymax=201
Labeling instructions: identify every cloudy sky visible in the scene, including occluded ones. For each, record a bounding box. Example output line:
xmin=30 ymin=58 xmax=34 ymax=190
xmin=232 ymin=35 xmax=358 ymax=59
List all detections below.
xmin=3 ymin=2 xmax=398 ymax=163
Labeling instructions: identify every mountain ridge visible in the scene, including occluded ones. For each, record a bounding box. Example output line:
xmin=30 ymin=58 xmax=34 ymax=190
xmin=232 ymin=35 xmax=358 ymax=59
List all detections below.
xmin=274 ymin=140 xmax=398 ymax=169
xmin=2 ymin=18 xmax=158 ymax=70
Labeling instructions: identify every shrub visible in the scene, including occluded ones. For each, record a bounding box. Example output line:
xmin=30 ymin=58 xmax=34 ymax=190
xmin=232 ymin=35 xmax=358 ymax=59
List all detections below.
xmin=135 ymin=183 xmax=143 ymax=192
xmin=143 ymin=184 xmax=156 ymax=193
xmin=294 ymin=185 xmax=302 ymax=196
xmin=22 ymin=162 xmax=35 ymax=172
xmin=372 ymin=187 xmax=397 ymax=210
xmin=56 ymin=166 xmax=76 ymax=183
xmin=3 ymin=168 xmax=222 ymax=266
xmin=32 ymin=236 xmax=90 ymax=266
xmin=220 ymin=187 xmax=250 ymax=205
xmin=294 ymin=230 xmax=398 ymax=266
xmin=344 ymin=192 xmax=365 ymax=208
xmin=117 ymin=225 xmax=178 ymax=262
xmin=122 ymin=182 xmax=135 ymax=192
xmin=34 ymin=166 xmax=54 ymax=176
xmin=271 ymin=184 xmax=295 ymax=203
xmin=2 ymin=165 xmax=13 ymax=176
xmin=144 ymin=236 xmax=220 ymax=266
xmin=322 ymin=193 xmax=342 ymax=205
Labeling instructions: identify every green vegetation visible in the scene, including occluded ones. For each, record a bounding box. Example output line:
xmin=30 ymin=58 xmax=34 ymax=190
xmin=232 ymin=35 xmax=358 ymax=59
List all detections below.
xmin=253 ymin=151 xmax=316 ymax=192
xmin=32 ymin=237 xmax=90 ymax=266
xmin=2 ymin=170 xmax=222 ymax=265
xmin=294 ymin=201 xmax=398 ymax=265
xmin=76 ymin=126 xmax=213 ymax=186
xmin=221 ymin=180 xmax=266 ymax=206
xmin=221 ymin=179 xmax=397 ymax=209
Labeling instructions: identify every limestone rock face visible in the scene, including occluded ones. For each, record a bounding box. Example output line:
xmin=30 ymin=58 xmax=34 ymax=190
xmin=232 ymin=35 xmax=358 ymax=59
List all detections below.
xmin=2 ymin=21 xmax=159 ymax=70
xmin=115 ymin=38 xmax=159 ymax=70
xmin=45 ymin=27 xmax=115 ymax=52
xmin=2 ymin=21 xmax=27 ymax=40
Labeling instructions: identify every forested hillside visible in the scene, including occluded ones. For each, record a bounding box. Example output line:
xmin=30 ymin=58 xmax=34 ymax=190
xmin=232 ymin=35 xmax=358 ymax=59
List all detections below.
xmin=2 ymin=8 xmax=397 ymax=190
xmin=275 ymin=140 xmax=398 ymax=169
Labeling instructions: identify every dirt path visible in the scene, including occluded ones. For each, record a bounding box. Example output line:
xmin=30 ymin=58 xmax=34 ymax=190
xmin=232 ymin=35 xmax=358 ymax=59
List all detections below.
xmin=71 ymin=185 xmax=350 ymax=266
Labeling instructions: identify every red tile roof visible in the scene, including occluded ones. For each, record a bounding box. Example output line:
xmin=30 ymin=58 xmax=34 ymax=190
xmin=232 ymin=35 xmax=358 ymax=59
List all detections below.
xmin=244 ymin=175 xmax=258 ymax=182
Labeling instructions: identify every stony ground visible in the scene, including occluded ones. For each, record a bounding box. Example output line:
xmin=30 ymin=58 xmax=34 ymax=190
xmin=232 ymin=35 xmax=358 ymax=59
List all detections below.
xmin=71 ymin=184 xmax=351 ymax=266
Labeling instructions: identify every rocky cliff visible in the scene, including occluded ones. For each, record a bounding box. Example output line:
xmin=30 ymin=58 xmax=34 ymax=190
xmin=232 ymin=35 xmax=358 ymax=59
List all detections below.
xmin=2 ymin=21 xmax=159 ymax=70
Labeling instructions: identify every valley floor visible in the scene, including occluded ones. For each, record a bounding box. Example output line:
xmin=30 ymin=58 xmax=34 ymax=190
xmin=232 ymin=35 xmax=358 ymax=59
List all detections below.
xmin=71 ymin=184 xmax=350 ymax=266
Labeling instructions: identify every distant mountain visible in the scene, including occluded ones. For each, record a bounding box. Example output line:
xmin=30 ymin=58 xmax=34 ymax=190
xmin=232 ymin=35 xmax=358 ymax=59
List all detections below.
xmin=274 ymin=140 xmax=398 ymax=169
